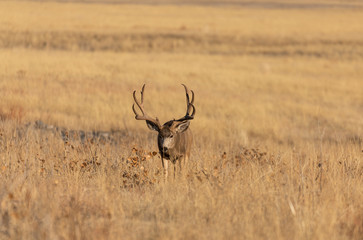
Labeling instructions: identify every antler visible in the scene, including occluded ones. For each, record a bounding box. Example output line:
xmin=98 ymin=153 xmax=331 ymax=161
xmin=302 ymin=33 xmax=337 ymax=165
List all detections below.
xmin=176 ymin=84 xmax=196 ymax=121
xmin=132 ymin=84 xmax=161 ymax=127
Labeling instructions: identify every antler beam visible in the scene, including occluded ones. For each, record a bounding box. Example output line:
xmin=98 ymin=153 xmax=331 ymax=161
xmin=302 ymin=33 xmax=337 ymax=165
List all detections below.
xmin=176 ymin=84 xmax=196 ymax=121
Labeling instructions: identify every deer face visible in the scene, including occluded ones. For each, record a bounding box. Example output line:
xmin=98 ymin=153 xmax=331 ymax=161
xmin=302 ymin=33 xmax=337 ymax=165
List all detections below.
xmin=147 ymin=119 xmax=191 ymax=159
xmin=158 ymin=125 xmax=175 ymax=151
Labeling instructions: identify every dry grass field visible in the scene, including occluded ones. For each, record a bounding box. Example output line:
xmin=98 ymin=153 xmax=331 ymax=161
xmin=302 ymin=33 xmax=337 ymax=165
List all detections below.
xmin=0 ymin=0 xmax=362 ymax=239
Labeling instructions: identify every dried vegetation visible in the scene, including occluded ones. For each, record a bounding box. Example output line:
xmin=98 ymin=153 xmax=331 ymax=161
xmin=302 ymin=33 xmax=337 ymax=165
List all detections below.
xmin=0 ymin=1 xmax=362 ymax=239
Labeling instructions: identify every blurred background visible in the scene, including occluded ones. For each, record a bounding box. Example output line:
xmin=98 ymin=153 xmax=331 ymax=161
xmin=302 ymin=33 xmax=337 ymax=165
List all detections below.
xmin=1 ymin=0 xmax=362 ymax=148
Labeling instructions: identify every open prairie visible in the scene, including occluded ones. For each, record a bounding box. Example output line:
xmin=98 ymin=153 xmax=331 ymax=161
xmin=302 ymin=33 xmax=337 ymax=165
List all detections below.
xmin=0 ymin=0 xmax=362 ymax=239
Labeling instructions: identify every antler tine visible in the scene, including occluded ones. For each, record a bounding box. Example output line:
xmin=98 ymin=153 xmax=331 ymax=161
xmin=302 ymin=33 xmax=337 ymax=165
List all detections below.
xmin=132 ymin=103 xmax=142 ymax=119
xmin=182 ymin=84 xmax=190 ymax=106
xmin=133 ymin=90 xmax=144 ymax=116
xmin=141 ymin=84 xmax=145 ymax=104
xmin=182 ymin=84 xmax=194 ymax=104
xmin=188 ymin=90 xmax=195 ymax=115
xmin=189 ymin=103 xmax=196 ymax=117
xmin=182 ymin=84 xmax=195 ymax=116
xmin=132 ymin=84 xmax=160 ymax=126
xmin=190 ymin=89 xmax=194 ymax=104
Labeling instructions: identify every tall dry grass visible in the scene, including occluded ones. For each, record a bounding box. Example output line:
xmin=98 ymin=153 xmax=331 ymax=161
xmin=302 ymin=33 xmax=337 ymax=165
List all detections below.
xmin=0 ymin=1 xmax=362 ymax=239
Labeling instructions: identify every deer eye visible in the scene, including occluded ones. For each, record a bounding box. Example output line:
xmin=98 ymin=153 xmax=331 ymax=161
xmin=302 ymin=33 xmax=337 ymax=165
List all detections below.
xmin=170 ymin=134 xmax=174 ymax=138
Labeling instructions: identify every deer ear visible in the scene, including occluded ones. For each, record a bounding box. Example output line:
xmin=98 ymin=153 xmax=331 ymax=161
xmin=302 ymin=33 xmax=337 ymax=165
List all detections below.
xmin=175 ymin=121 xmax=190 ymax=133
xmin=146 ymin=120 xmax=160 ymax=132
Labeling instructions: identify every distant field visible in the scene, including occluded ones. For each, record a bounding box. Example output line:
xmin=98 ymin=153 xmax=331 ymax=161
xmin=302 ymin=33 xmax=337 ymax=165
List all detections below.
xmin=0 ymin=1 xmax=362 ymax=239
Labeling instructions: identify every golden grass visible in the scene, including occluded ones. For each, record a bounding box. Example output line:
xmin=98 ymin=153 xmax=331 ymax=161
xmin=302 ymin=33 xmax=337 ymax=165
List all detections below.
xmin=0 ymin=1 xmax=362 ymax=239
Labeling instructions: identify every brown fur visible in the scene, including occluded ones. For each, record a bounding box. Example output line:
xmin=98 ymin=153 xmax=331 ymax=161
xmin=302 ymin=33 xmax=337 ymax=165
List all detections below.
xmin=133 ymin=84 xmax=195 ymax=179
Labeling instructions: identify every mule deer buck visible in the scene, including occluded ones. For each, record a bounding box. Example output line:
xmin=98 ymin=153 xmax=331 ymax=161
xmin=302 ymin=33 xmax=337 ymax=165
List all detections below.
xmin=132 ymin=84 xmax=195 ymax=178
